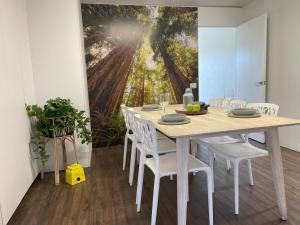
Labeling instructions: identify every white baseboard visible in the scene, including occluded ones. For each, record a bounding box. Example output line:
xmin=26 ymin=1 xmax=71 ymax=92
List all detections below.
xmin=0 ymin=203 xmax=3 ymax=225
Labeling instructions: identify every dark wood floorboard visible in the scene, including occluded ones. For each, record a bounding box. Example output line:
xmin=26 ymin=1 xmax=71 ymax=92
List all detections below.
xmin=7 ymin=144 xmax=300 ymax=225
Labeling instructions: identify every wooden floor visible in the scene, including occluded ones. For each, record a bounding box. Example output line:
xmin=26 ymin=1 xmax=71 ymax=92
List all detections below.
xmin=8 ymin=144 xmax=300 ymax=225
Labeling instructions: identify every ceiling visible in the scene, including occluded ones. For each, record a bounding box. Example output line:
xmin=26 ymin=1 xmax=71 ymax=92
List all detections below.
xmin=81 ymin=0 xmax=255 ymax=8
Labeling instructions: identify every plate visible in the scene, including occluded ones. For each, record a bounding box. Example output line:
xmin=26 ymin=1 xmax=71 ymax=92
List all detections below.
xmin=141 ymin=108 xmax=162 ymax=111
xmin=175 ymin=108 xmax=208 ymax=115
xmin=228 ymin=112 xmax=261 ymax=118
xmin=161 ymin=113 xmax=186 ymax=122
xmin=158 ymin=118 xmax=191 ymax=125
xmin=231 ymin=108 xmax=257 ymax=116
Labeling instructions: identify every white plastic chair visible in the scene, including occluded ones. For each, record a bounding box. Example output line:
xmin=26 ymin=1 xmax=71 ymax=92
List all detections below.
xmin=204 ymin=141 xmax=268 ymax=215
xmin=120 ymin=105 xmax=134 ymax=171
xmin=135 ymin=115 xmax=213 ymax=225
xmin=121 ymin=105 xmax=168 ymax=172
xmin=246 ymin=103 xmax=279 ymax=143
xmin=227 ymin=99 xmax=247 ymax=109
xmin=208 ymin=98 xmax=224 ymax=107
xmin=193 ymin=99 xmax=247 ymax=170
xmin=202 ymin=102 xmax=279 ymax=215
xmin=127 ymin=110 xmax=175 ymax=186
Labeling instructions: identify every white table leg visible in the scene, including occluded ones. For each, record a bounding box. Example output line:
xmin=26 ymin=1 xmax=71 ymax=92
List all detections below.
xmin=176 ymin=137 xmax=189 ymax=225
xmin=266 ymin=127 xmax=287 ymax=220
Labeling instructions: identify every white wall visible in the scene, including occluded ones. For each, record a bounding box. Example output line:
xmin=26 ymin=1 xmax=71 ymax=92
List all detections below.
xmin=26 ymin=0 xmax=92 ymax=170
xmin=0 ymin=0 xmax=39 ymax=224
xmin=243 ymin=0 xmax=300 ymax=151
xmin=198 ymin=27 xmax=237 ymax=102
xmin=198 ymin=7 xmax=242 ymax=27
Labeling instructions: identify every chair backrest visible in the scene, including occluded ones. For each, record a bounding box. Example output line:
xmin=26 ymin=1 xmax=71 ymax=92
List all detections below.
xmin=134 ymin=115 xmax=158 ymax=157
xmin=120 ymin=105 xmax=130 ymax=130
xmin=208 ymin=98 xmax=224 ymax=107
xmin=130 ymin=112 xmax=143 ymax=141
xmin=228 ymin=99 xmax=247 ymax=109
xmin=246 ymin=103 xmax=279 ymax=116
xmin=126 ymin=108 xmax=137 ymax=131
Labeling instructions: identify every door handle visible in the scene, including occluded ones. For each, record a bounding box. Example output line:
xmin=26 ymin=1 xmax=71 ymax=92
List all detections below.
xmin=257 ymin=81 xmax=267 ymax=86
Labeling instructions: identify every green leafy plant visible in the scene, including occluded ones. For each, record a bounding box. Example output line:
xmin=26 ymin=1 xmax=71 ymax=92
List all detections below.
xmin=91 ymin=110 xmax=126 ymax=147
xmin=26 ymin=98 xmax=92 ymax=165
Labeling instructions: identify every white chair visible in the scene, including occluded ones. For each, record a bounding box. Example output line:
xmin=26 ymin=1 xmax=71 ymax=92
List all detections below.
xmin=135 ymin=115 xmax=213 ymax=225
xmin=121 ymin=105 xmax=134 ymax=171
xmin=202 ymin=102 xmax=278 ymax=214
xmin=193 ymin=99 xmax=247 ymax=170
xmin=121 ymin=105 xmax=168 ymax=171
xmin=208 ymin=98 xmax=224 ymax=107
xmin=127 ymin=110 xmax=175 ymax=186
xmin=204 ymin=141 xmax=268 ymax=215
xmin=227 ymin=99 xmax=247 ymax=109
xmin=246 ymin=103 xmax=279 ymax=143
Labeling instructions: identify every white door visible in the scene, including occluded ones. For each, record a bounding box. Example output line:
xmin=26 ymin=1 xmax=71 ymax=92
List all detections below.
xmin=236 ymin=14 xmax=267 ymax=103
xmin=236 ymin=14 xmax=268 ymax=143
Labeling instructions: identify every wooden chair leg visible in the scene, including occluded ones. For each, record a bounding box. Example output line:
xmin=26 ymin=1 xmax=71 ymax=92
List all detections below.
xmin=61 ymin=139 xmax=67 ymax=169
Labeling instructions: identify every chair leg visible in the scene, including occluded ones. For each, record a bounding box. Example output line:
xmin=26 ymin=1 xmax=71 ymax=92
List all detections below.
xmin=208 ymin=152 xmax=215 ymax=192
xmin=151 ymin=174 xmax=160 ymax=225
xmin=136 ymin=152 xmax=146 ymax=210
xmin=205 ymin=169 xmax=214 ymax=225
xmin=233 ymin=160 xmax=240 ymax=214
xmin=129 ymin=138 xmax=137 ymax=186
xmin=186 ymin=174 xmax=189 ymax=202
xmin=122 ymin=135 xmax=128 ymax=171
xmin=227 ymin=160 xmax=232 ymax=172
xmin=247 ymin=159 xmax=254 ymax=186
xmin=190 ymin=141 xmax=198 ymax=157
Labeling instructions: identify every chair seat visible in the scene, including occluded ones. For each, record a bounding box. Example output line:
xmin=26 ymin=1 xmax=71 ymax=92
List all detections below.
xmin=137 ymin=138 xmax=176 ymax=154
xmin=204 ymin=142 xmax=268 ymax=161
xmin=145 ymin=153 xmax=209 ymax=177
xmin=194 ymin=135 xmax=240 ymax=145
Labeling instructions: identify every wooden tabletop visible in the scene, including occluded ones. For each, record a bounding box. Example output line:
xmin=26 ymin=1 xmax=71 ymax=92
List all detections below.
xmin=133 ymin=104 xmax=300 ymax=138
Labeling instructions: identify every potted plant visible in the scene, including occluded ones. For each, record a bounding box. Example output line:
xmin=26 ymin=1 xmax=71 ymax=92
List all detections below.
xmin=26 ymin=98 xmax=92 ymax=169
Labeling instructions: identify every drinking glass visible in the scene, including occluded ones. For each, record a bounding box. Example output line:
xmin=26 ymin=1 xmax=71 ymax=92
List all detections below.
xmin=160 ymin=93 xmax=170 ymax=114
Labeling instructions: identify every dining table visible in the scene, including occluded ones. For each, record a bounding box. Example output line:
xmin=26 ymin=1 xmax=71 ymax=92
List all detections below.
xmin=134 ymin=104 xmax=300 ymax=225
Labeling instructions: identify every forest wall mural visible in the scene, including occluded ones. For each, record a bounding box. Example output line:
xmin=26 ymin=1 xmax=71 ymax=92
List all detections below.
xmin=81 ymin=4 xmax=198 ymax=147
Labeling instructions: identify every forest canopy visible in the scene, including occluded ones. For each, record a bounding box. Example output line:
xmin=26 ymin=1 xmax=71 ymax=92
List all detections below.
xmin=81 ymin=4 xmax=198 ymax=147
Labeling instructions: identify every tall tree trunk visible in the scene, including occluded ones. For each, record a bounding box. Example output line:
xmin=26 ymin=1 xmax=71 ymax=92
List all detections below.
xmin=136 ymin=67 xmax=145 ymax=106
xmin=87 ymin=36 xmax=141 ymax=116
xmin=161 ymin=51 xmax=190 ymax=103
